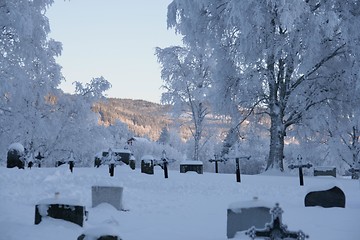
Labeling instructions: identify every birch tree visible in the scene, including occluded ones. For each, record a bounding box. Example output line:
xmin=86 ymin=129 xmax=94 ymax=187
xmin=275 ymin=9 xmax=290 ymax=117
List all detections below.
xmin=156 ymin=46 xmax=211 ymax=161
xmin=167 ymin=0 xmax=359 ymax=171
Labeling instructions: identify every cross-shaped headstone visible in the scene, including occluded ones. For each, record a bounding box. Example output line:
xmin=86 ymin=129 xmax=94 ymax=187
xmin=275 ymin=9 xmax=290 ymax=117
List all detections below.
xmin=246 ymin=203 xmax=309 ymax=240
xmin=288 ymin=155 xmax=312 ymax=186
xmin=349 ymin=166 xmax=360 ymax=179
xmin=35 ymin=152 xmax=44 ymax=168
xmin=209 ymin=154 xmax=225 ymax=173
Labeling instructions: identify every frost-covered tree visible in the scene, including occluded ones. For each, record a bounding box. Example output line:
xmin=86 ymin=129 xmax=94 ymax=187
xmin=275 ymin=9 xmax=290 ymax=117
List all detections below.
xmin=166 ymin=0 xmax=359 ymax=171
xmin=156 ymin=46 xmax=212 ymax=161
xmin=0 ymin=0 xmax=63 ymax=156
xmin=158 ymin=126 xmax=170 ymax=144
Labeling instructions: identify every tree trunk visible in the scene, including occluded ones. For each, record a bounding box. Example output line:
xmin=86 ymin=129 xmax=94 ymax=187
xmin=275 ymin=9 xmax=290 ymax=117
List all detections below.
xmin=266 ymin=109 xmax=285 ymax=171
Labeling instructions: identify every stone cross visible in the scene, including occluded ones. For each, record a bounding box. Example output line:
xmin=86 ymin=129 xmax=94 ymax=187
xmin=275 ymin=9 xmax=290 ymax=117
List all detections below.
xmin=288 ymin=155 xmax=312 ymax=186
xmin=209 ymin=154 xmax=225 ymax=173
xmin=349 ymin=167 xmax=360 ymax=179
xmin=35 ymin=152 xmax=44 ymax=168
xmin=246 ymin=203 xmax=309 ymax=240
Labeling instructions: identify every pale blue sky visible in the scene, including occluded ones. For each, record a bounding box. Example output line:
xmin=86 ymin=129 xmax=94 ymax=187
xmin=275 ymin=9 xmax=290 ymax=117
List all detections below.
xmin=46 ymin=0 xmax=181 ymax=103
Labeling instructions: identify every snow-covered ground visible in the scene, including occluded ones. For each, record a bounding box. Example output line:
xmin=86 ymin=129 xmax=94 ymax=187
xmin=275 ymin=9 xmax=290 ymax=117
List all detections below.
xmin=0 ymin=165 xmax=359 ymax=239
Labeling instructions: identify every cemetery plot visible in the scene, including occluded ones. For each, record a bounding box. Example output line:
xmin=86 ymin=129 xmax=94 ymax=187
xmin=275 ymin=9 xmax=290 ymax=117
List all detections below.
xmin=0 ymin=166 xmax=359 ymax=240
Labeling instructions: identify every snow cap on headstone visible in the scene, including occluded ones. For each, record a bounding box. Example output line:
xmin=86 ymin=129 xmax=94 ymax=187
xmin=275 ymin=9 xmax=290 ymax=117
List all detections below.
xmin=8 ymin=143 xmax=25 ymax=153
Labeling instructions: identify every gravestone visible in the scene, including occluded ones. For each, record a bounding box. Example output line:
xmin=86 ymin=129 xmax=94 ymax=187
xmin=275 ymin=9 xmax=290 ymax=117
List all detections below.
xmin=78 ymin=226 xmax=122 ymax=240
xmin=180 ymin=160 xmax=203 ymax=174
xmin=209 ymin=155 xmax=225 ymax=173
xmin=141 ymin=155 xmax=155 ymax=175
xmin=6 ymin=143 xmax=25 ymax=169
xmin=92 ymin=186 xmax=123 ymax=211
xmin=305 ymin=186 xmax=345 ymax=208
xmin=314 ymin=166 xmax=336 ymax=177
xmin=35 ymin=194 xmax=87 ymax=227
xmin=246 ymin=203 xmax=309 ymax=240
xmin=349 ymin=167 xmax=360 ymax=179
xmin=78 ymin=235 xmax=120 ymax=240
xmin=227 ymin=197 xmax=272 ymax=239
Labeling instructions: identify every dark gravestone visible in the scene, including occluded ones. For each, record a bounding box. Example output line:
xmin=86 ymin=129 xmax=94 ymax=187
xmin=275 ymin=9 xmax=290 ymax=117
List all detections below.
xmin=55 ymin=161 xmax=66 ymax=167
xmin=246 ymin=203 xmax=309 ymax=240
xmin=180 ymin=160 xmax=203 ymax=174
xmin=78 ymin=235 xmax=120 ymax=240
xmin=141 ymin=158 xmax=154 ymax=175
xmin=305 ymin=186 xmax=345 ymax=208
xmin=7 ymin=143 xmax=25 ymax=169
xmin=227 ymin=198 xmax=272 ymax=238
xmin=314 ymin=166 xmax=336 ymax=177
xmin=35 ymin=196 xmax=87 ymax=226
xmin=78 ymin=226 xmax=122 ymax=240
xmin=94 ymin=157 xmax=102 ymax=167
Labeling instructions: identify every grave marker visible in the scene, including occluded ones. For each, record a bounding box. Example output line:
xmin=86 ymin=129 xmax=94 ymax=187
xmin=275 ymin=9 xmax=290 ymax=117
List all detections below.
xmin=288 ymin=155 xmax=312 ymax=186
xmin=304 ymin=186 xmax=345 ymax=208
xmin=78 ymin=226 xmax=122 ymax=240
xmin=7 ymin=143 xmax=25 ymax=169
xmin=35 ymin=152 xmax=44 ymax=168
xmin=246 ymin=203 xmax=309 ymax=240
xmin=209 ymin=155 xmax=225 ymax=173
xmin=227 ymin=197 xmax=272 ymax=239
xmin=35 ymin=193 xmax=87 ymax=227
xmin=349 ymin=167 xmax=360 ymax=180
xmin=180 ymin=160 xmax=203 ymax=174
xmin=92 ymin=186 xmax=123 ymax=211
xmin=314 ymin=166 xmax=336 ymax=177
xmin=141 ymin=155 xmax=155 ymax=175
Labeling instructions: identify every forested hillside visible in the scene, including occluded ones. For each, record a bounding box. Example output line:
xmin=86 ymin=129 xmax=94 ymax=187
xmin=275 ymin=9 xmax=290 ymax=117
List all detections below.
xmin=93 ymin=98 xmax=173 ymax=140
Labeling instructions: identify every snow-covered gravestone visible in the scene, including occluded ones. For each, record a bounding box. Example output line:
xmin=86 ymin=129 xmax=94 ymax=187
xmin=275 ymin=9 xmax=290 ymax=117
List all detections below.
xmin=6 ymin=143 xmax=25 ymax=169
xmin=313 ymin=166 xmax=336 ymax=177
xmin=141 ymin=155 xmax=155 ymax=175
xmin=78 ymin=226 xmax=122 ymax=240
xmin=35 ymin=193 xmax=87 ymax=227
xmin=304 ymin=185 xmax=345 ymax=208
xmin=227 ymin=197 xmax=272 ymax=239
xmin=246 ymin=203 xmax=309 ymax=239
xmin=92 ymin=185 xmax=124 ymax=211
xmin=180 ymin=160 xmax=203 ymax=174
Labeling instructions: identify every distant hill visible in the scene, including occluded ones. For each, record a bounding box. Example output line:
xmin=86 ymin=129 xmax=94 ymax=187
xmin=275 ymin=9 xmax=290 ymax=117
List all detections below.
xmin=93 ymin=98 xmax=174 ymax=141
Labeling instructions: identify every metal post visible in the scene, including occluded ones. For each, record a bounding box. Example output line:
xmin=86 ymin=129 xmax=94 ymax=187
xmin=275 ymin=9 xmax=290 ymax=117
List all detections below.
xmin=215 ymin=161 xmax=219 ymax=173
xmin=164 ymin=161 xmax=168 ymax=179
xmin=236 ymin=158 xmax=241 ymax=183
xmin=109 ymin=163 xmax=114 ymax=177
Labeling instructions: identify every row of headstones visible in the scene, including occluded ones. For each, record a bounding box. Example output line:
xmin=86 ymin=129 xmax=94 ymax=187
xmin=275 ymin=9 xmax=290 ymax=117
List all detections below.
xmin=227 ymin=185 xmax=346 ymax=239
xmin=33 ymin=184 xmax=345 ymax=240
xmin=141 ymin=160 xmax=204 ymax=175
xmin=35 ymin=186 xmax=124 ymax=240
